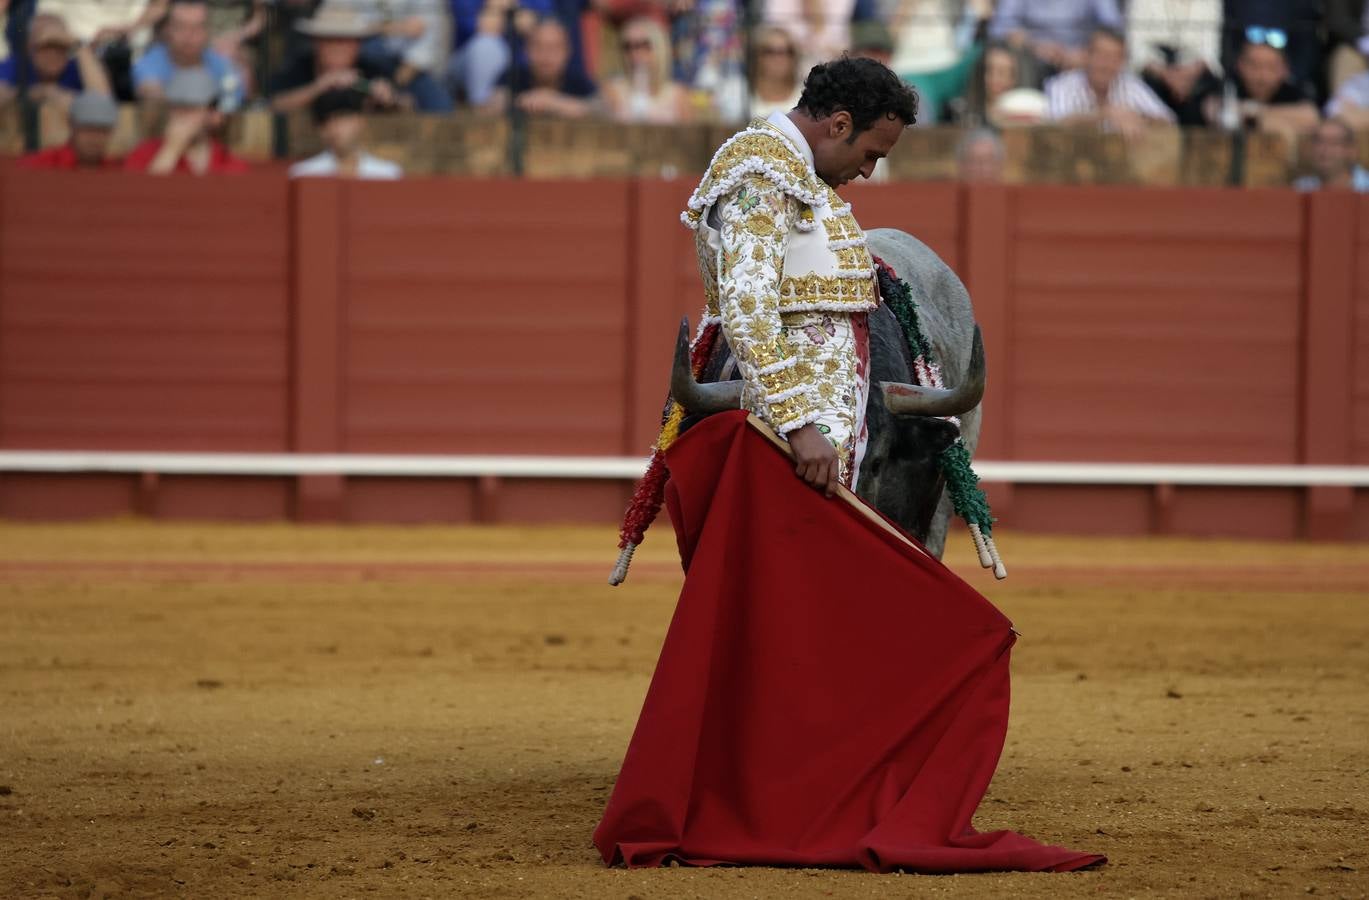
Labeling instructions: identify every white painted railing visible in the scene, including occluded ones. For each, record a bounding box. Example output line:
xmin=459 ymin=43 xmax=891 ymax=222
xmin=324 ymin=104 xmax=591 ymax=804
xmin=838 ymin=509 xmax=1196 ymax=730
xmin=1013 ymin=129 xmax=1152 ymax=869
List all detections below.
xmin=1 ymin=451 xmax=1367 ymax=487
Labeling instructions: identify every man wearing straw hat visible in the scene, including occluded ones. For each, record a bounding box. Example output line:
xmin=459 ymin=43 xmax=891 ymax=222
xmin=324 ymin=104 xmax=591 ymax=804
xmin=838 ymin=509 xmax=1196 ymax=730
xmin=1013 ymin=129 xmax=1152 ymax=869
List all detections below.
xmin=270 ymin=3 xmax=419 ymax=114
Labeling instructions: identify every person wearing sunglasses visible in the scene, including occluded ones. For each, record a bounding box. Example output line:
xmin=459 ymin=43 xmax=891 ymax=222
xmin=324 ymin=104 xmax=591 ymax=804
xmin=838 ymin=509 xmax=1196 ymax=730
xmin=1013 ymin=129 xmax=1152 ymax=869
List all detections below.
xmin=1199 ymin=35 xmax=1317 ymax=145
xmin=603 ymin=17 xmax=692 ymax=123
xmin=1219 ymin=3 xmax=1324 ymax=91
xmin=748 ymin=26 xmax=802 ymax=119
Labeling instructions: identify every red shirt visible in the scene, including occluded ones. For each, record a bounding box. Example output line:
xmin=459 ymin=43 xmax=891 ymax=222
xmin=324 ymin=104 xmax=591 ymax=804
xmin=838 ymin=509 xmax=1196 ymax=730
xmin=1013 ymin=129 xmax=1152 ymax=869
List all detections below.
xmin=123 ymin=138 xmax=250 ymax=174
xmin=18 ymin=145 xmax=120 ymax=170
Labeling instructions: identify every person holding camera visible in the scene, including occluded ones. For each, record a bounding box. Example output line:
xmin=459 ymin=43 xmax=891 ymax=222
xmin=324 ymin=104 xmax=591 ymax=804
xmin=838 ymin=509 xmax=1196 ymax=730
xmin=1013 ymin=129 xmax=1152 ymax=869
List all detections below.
xmin=124 ymin=66 xmax=249 ymax=173
xmin=269 ymin=4 xmax=402 ymax=113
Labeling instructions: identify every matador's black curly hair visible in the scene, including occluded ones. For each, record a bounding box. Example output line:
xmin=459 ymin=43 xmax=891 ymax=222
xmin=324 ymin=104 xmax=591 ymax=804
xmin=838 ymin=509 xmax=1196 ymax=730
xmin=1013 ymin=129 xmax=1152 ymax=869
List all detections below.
xmin=796 ymin=56 xmax=920 ymax=135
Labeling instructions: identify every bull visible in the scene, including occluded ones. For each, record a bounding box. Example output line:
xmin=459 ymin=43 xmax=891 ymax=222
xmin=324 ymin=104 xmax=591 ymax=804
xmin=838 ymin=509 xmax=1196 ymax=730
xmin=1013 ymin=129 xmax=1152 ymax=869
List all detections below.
xmin=670 ymin=228 xmax=986 ymax=562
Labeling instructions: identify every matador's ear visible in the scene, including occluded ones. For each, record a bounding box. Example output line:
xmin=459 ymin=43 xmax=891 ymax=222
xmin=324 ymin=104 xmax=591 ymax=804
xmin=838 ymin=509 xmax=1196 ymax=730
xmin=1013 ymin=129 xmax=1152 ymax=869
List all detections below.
xmin=828 ymin=110 xmax=853 ymax=140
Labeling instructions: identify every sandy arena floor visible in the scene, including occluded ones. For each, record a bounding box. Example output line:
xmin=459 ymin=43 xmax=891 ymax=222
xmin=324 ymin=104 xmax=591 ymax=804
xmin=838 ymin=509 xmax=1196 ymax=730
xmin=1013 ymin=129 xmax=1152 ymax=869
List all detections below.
xmin=1 ymin=522 xmax=1366 ymax=899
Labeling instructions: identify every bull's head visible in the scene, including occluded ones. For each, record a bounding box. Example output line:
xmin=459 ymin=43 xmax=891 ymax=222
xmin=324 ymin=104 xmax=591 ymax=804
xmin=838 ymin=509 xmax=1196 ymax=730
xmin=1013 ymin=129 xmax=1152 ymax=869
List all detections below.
xmin=670 ymin=318 xmax=986 ymax=419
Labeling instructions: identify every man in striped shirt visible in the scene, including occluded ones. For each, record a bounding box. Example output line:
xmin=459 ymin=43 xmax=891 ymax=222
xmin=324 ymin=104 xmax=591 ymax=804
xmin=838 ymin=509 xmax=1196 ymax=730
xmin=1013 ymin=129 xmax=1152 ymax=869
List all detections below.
xmin=1045 ymin=27 xmax=1176 ymax=137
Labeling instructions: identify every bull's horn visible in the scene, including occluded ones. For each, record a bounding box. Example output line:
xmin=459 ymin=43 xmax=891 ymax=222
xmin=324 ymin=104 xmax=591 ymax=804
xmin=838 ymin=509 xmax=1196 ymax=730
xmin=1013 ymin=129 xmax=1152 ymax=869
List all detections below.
xmin=881 ymin=324 xmax=986 ymax=418
xmin=670 ymin=317 xmax=742 ymax=414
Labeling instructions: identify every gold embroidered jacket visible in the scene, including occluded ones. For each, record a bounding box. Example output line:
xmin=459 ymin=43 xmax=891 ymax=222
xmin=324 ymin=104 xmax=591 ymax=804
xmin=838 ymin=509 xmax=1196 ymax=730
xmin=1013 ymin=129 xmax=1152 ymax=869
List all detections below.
xmin=684 ymin=118 xmax=878 ymax=434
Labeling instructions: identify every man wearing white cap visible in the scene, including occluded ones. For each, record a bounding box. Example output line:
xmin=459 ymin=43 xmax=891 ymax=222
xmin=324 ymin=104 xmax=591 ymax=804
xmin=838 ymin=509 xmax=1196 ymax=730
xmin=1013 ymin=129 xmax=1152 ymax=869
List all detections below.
xmin=19 ymin=92 xmax=122 ymax=169
xmin=124 ymin=67 xmax=248 ymax=173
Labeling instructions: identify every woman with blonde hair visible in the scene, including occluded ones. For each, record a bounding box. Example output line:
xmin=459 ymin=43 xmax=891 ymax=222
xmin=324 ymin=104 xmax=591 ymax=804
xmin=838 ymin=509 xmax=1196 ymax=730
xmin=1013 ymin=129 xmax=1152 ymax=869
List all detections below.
xmin=748 ymin=25 xmax=802 ymax=118
xmin=604 ymin=16 xmax=693 ymax=123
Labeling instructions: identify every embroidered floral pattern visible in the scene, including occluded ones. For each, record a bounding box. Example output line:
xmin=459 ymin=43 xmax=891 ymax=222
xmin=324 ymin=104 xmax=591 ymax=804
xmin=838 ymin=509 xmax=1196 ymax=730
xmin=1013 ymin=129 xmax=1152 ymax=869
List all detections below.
xmin=781 ymin=310 xmax=869 ymax=484
xmin=713 ymin=173 xmax=817 ymax=434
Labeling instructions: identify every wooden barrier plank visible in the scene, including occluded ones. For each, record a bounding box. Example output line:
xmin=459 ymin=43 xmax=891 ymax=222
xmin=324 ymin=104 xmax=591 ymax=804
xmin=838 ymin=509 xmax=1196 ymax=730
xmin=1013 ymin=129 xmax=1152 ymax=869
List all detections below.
xmin=1303 ymin=192 xmax=1357 ymax=537
xmin=962 ymin=184 xmax=1013 ymax=522
xmin=290 ymin=177 xmax=347 ymax=519
xmin=338 ymin=178 xmax=633 ymax=456
xmin=627 ymin=178 xmax=699 ymax=454
xmin=1354 ymin=197 xmax=1369 ymax=466
xmin=1009 ymin=186 xmax=1303 ymax=464
xmin=1014 ymin=185 xmax=1301 ymax=241
xmin=0 ymin=172 xmax=290 ymax=451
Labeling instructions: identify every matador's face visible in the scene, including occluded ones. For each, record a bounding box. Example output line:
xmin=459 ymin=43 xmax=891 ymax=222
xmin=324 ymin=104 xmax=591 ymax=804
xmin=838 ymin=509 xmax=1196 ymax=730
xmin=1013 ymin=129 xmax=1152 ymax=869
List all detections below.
xmin=811 ymin=112 xmax=905 ymax=189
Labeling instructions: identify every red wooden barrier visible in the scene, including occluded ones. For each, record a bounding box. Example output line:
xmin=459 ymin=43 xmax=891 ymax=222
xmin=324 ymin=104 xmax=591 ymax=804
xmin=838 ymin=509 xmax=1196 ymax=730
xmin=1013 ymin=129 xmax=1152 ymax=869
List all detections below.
xmin=0 ymin=172 xmax=293 ymax=519
xmin=1353 ymin=197 xmax=1369 ymax=536
xmin=0 ymin=170 xmax=1365 ymax=538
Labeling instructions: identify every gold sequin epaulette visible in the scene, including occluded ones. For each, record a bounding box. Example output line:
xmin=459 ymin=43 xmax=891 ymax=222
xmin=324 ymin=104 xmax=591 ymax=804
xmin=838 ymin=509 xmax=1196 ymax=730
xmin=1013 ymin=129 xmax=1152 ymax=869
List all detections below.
xmin=681 ymin=122 xmax=827 ymax=231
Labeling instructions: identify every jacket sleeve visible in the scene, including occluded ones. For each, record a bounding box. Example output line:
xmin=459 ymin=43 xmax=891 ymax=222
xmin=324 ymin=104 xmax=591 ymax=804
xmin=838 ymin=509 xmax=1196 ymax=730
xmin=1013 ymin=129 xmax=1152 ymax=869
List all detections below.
xmin=714 ymin=174 xmax=820 ymax=435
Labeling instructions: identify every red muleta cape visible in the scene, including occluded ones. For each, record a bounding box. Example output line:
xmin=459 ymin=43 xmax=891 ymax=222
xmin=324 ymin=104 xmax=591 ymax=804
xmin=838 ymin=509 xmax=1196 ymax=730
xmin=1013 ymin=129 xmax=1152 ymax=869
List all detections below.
xmin=593 ymin=411 xmax=1104 ymax=874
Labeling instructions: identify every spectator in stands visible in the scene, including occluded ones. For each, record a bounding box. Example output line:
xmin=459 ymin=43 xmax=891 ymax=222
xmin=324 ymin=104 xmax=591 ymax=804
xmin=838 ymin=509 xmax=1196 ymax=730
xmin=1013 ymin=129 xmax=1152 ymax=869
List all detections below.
xmin=486 ymin=17 xmax=597 ymax=116
xmin=10 ymin=0 xmax=161 ymax=102
xmin=603 ymin=16 xmax=692 ymax=122
xmin=1198 ymin=38 xmax=1318 ymax=145
xmin=1292 ymin=117 xmax=1369 ymax=191
xmin=1327 ymin=1 xmax=1368 ymax=92
xmin=954 ymin=41 xmax=1021 ymax=126
xmin=354 ymin=0 xmax=454 ymax=112
xmin=17 ymin=91 xmax=121 ymax=168
xmin=133 ymin=0 xmax=246 ymax=107
xmin=0 ymin=14 xmax=113 ymax=111
xmin=762 ymin=0 xmax=854 ymax=66
xmin=1126 ymin=0 xmax=1221 ymax=126
xmin=1327 ymin=69 xmax=1369 ymax=130
xmin=61 ymin=0 xmax=167 ymax=51
xmin=207 ymin=1 xmax=268 ymax=101
xmin=956 ymin=127 xmax=1005 ymax=182
xmin=290 ymin=86 xmax=403 ymax=178
xmin=269 ymin=5 xmax=400 ymax=114
xmin=988 ymin=0 xmax=1123 ymax=82
xmin=887 ymin=0 xmax=991 ymax=125
xmin=850 ymin=20 xmax=894 ymax=68
xmin=1219 ymin=4 xmax=1323 ymax=99
xmin=447 ymin=0 xmax=518 ymax=106
xmin=748 ymin=25 xmax=801 ymax=119
xmin=670 ymin=0 xmax=746 ymax=122
xmin=125 ymin=66 xmax=249 ymax=173
xmin=1045 ymin=28 xmax=1176 ymax=136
